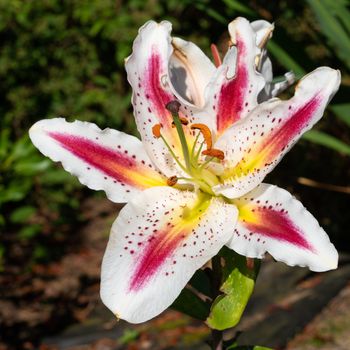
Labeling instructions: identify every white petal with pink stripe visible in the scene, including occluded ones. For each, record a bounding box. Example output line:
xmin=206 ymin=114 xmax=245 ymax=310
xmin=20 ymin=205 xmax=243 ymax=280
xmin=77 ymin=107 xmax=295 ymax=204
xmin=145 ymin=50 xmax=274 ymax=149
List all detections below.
xmin=214 ymin=67 xmax=341 ymax=199
xmin=205 ymin=17 xmax=265 ymax=136
xmin=29 ymin=118 xmax=166 ymax=203
xmin=227 ymin=183 xmax=338 ymax=271
xmin=100 ymin=186 xmax=238 ymax=323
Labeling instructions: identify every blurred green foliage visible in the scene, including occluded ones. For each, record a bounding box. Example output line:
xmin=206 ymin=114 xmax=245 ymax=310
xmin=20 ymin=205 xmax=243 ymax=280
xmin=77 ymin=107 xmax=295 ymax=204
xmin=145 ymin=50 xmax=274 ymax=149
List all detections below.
xmin=0 ymin=0 xmax=349 ymax=267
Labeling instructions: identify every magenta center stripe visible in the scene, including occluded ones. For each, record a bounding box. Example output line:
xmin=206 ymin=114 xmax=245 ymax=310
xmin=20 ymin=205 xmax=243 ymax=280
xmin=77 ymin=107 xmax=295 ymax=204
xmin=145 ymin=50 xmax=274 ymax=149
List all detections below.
xmin=217 ymin=36 xmax=248 ymax=133
xmin=145 ymin=50 xmax=173 ymax=124
xmin=48 ymin=132 xmax=143 ymax=188
xmin=245 ymin=208 xmax=314 ymax=251
xmin=262 ymin=96 xmax=321 ymax=160
xmin=129 ymin=229 xmax=184 ymax=292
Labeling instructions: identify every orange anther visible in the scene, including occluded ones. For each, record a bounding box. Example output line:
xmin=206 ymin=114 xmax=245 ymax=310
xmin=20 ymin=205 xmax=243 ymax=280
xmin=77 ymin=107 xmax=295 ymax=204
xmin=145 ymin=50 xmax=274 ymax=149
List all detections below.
xmin=210 ymin=43 xmax=222 ymax=67
xmin=191 ymin=123 xmax=213 ymax=150
xmin=179 ymin=116 xmax=189 ymax=125
xmin=152 ymin=124 xmax=162 ymax=138
xmin=202 ymin=148 xmax=225 ymax=160
xmin=167 ymin=176 xmax=178 ymax=186
xmin=171 ymin=116 xmax=189 ymax=127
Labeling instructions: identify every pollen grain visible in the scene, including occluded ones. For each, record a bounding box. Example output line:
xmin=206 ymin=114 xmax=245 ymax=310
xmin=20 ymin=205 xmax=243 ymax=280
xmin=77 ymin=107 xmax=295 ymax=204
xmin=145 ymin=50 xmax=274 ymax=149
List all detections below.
xmin=202 ymin=148 xmax=225 ymax=160
xmin=152 ymin=124 xmax=162 ymax=138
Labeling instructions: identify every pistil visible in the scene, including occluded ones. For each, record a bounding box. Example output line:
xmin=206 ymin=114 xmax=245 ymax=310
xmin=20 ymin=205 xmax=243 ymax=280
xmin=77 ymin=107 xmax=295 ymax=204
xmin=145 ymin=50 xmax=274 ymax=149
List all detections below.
xmin=152 ymin=100 xmax=226 ymax=195
xmin=166 ymin=101 xmax=192 ymax=175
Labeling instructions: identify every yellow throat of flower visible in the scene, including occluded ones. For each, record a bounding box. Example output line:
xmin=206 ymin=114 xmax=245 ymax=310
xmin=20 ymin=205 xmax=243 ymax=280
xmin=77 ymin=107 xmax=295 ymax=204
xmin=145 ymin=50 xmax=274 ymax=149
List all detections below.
xmin=152 ymin=100 xmax=225 ymax=195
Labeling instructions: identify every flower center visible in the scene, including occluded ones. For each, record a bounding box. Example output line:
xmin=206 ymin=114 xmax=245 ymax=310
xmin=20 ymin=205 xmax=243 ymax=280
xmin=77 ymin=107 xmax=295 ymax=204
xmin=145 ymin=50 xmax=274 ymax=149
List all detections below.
xmin=152 ymin=100 xmax=225 ymax=195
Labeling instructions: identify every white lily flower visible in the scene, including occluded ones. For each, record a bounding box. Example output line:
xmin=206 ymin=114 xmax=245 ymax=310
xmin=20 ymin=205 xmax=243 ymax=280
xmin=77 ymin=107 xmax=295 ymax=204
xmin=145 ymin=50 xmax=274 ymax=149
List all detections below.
xmin=29 ymin=17 xmax=340 ymax=324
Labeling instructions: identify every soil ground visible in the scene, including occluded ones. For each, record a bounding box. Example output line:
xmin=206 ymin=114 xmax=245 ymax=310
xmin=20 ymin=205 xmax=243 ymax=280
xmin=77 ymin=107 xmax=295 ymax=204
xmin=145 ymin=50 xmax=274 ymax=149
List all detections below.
xmin=1 ymin=197 xmax=349 ymax=350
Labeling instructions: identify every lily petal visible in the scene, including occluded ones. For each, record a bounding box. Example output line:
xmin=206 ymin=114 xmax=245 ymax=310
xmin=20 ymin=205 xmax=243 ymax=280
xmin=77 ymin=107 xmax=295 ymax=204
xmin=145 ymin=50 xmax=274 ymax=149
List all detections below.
xmin=227 ymin=184 xmax=338 ymax=272
xmin=250 ymin=20 xmax=295 ymax=101
xmin=250 ymin=20 xmax=274 ymax=49
xmin=251 ymin=20 xmax=274 ymax=102
xmin=214 ymin=67 xmax=341 ymax=199
xmin=170 ymin=37 xmax=216 ymax=108
xmin=125 ymin=21 xmax=193 ymax=177
xmin=207 ymin=17 xmax=265 ymax=136
xmin=29 ymin=119 xmax=166 ymax=203
xmin=100 ymin=186 xmax=238 ymax=323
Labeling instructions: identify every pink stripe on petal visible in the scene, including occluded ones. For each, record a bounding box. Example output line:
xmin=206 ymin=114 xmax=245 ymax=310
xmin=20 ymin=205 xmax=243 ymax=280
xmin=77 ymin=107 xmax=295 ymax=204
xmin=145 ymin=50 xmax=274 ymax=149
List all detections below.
xmin=48 ymin=132 xmax=157 ymax=189
xmin=144 ymin=51 xmax=173 ymax=124
xmin=217 ymin=36 xmax=249 ymax=134
xmin=129 ymin=228 xmax=185 ymax=292
xmin=228 ymin=184 xmax=337 ymax=272
xmin=244 ymin=207 xmax=314 ymax=251
xmin=260 ymin=96 xmax=321 ymax=162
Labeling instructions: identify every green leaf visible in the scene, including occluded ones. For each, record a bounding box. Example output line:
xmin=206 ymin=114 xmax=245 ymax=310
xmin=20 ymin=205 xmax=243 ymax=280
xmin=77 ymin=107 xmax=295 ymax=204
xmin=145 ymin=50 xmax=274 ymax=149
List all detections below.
xmin=222 ymin=0 xmax=255 ymax=16
xmin=18 ymin=224 xmax=42 ymax=240
xmin=10 ymin=135 xmax=35 ymax=161
xmin=330 ymin=103 xmax=350 ymax=128
xmin=0 ymin=180 xmax=32 ymax=203
xmin=0 ymin=214 xmax=5 ymax=226
xmin=267 ymin=41 xmax=306 ymax=76
xmin=118 ymin=329 xmax=139 ymax=345
xmin=171 ymin=287 xmax=210 ymax=320
xmin=32 ymin=244 xmax=48 ymax=260
xmin=307 ymin=0 xmax=350 ymax=69
xmin=40 ymin=168 xmax=77 ymax=185
xmin=0 ymin=129 xmax=10 ymax=159
xmin=303 ymin=130 xmax=350 ymax=156
xmin=207 ymin=249 xmax=260 ymax=330
xmin=10 ymin=206 xmax=36 ymax=223
xmin=195 ymin=3 xmax=227 ymax=25
xmin=14 ymin=159 xmax=51 ymax=176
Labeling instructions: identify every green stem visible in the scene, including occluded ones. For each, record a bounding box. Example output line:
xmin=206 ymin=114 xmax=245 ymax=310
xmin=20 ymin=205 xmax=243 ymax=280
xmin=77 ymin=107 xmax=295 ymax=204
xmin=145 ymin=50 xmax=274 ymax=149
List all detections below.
xmin=172 ymin=112 xmax=192 ymax=174
xmin=194 ymin=140 xmax=205 ymax=164
xmin=159 ymin=134 xmax=187 ymax=173
xmin=190 ymin=131 xmax=201 ymax=161
xmin=211 ymin=255 xmax=223 ymax=350
xmin=199 ymin=156 xmax=215 ymax=169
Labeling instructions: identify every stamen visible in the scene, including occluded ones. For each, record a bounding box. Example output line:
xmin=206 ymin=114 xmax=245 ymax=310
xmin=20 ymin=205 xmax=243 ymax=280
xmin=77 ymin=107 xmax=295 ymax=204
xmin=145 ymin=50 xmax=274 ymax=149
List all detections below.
xmin=199 ymin=156 xmax=215 ymax=170
xmin=202 ymin=148 xmax=225 ymax=160
xmin=210 ymin=43 xmax=222 ymax=67
xmin=191 ymin=124 xmax=212 ymax=150
xmin=190 ymin=132 xmax=201 ymax=161
xmin=167 ymin=176 xmax=178 ymax=186
xmin=166 ymin=100 xmax=192 ymax=174
xmin=194 ymin=140 xmax=205 ymax=164
xmin=159 ymin=134 xmax=187 ymax=173
xmin=152 ymin=124 xmax=162 ymax=138
xmin=172 ymin=116 xmax=189 ymax=127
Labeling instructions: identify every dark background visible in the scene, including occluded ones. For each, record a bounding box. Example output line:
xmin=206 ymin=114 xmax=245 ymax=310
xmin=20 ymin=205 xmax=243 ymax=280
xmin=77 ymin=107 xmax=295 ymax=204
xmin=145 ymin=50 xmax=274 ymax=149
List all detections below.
xmin=0 ymin=0 xmax=349 ymax=349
